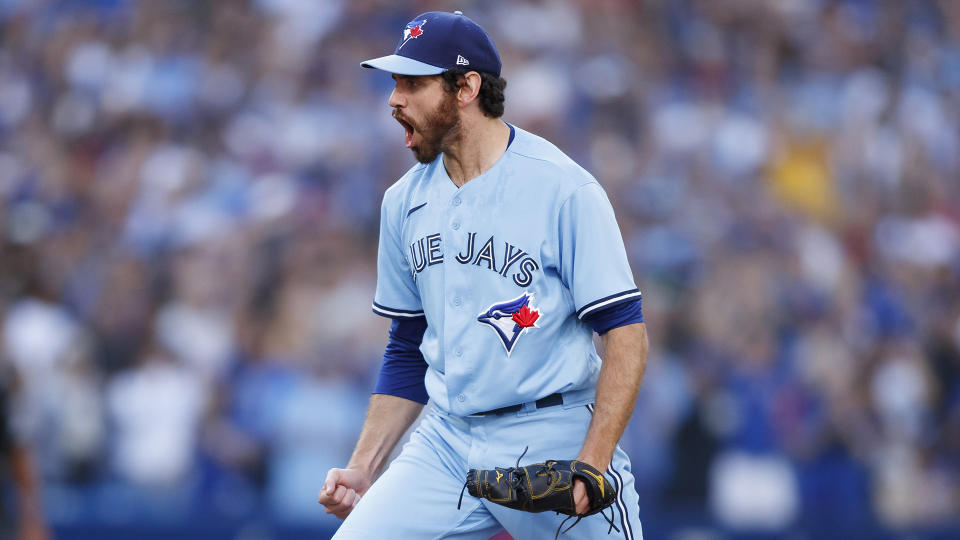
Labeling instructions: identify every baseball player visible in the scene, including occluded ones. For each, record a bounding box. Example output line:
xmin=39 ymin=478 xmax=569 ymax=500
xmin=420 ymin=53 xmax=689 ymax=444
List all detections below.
xmin=318 ymin=11 xmax=648 ymax=539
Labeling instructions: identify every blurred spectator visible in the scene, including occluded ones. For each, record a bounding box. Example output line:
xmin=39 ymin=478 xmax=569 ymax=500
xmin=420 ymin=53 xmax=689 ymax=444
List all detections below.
xmin=0 ymin=361 xmax=50 ymax=540
xmin=106 ymin=341 xmax=207 ymax=487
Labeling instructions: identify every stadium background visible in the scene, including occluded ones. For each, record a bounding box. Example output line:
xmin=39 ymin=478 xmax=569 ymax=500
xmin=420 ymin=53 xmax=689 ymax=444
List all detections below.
xmin=0 ymin=0 xmax=958 ymax=538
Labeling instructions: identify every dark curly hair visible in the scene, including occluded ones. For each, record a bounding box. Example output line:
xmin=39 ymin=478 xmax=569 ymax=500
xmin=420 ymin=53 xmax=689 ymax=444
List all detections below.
xmin=440 ymin=68 xmax=507 ymax=118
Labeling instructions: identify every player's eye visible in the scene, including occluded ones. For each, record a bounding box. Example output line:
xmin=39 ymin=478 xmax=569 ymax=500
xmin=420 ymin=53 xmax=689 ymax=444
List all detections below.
xmin=393 ymin=76 xmax=415 ymax=91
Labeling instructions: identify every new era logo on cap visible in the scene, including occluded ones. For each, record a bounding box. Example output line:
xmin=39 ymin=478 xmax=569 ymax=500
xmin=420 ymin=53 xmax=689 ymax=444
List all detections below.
xmin=360 ymin=11 xmax=501 ymax=77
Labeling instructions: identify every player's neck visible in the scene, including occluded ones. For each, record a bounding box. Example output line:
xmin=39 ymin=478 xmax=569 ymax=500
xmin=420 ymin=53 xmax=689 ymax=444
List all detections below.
xmin=442 ymin=117 xmax=510 ymax=187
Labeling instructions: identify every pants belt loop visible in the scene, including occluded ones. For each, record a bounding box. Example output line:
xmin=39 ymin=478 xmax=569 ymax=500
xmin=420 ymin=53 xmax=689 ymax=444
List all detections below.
xmin=559 ymin=387 xmax=596 ymax=408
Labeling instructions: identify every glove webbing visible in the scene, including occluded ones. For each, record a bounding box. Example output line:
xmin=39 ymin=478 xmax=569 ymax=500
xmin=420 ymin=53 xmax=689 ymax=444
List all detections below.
xmin=458 ymin=446 xmax=529 ymax=510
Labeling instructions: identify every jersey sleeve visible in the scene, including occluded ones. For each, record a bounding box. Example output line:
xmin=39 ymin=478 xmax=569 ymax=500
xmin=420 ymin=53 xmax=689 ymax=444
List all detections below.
xmin=372 ymin=194 xmax=424 ymax=319
xmin=558 ymin=182 xmax=641 ymax=319
xmin=582 ymin=297 xmax=644 ymax=335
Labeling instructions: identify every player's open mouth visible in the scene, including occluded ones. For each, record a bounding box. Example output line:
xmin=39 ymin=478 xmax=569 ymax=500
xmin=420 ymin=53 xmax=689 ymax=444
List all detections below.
xmin=393 ymin=113 xmax=416 ymax=148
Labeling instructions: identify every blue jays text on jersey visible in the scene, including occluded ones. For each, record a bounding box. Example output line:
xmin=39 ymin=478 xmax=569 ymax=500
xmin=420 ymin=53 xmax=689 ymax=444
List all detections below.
xmin=372 ymin=125 xmax=641 ymax=416
xmin=407 ymin=232 xmax=540 ymax=287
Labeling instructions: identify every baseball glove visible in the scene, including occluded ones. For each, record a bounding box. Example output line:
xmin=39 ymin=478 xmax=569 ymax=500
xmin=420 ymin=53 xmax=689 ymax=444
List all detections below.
xmin=458 ymin=448 xmax=619 ymax=538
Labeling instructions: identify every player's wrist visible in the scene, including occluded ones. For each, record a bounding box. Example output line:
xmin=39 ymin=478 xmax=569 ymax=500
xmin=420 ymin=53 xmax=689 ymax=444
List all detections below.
xmin=345 ymin=463 xmax=376 ymax=483
xmin=574 ymin=450 xmax=611 ymax=472
xmin=343 ymin=458 xmax=377 ymax=485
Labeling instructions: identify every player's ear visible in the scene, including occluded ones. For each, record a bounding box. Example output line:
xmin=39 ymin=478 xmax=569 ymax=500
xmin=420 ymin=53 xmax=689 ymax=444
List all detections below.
xmin=457 ymin=71 xmax=482 ymax=107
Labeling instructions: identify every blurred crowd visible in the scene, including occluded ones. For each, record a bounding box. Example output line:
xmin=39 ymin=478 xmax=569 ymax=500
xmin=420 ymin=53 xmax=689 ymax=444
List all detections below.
xmin=0 ymin=0 xmax=958 ymax=535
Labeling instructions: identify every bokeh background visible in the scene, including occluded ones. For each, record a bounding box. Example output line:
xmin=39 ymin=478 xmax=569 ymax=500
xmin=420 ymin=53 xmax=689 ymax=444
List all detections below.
xmin=0 ymin=0 xmax=959 ymax=538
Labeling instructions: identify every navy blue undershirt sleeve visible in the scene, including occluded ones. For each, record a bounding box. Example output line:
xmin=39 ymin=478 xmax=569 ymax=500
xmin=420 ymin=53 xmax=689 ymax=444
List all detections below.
xmin=373 ymin=317 xmax=429 ymax=404
xmin=582 ymin=297 xmax=643 ymax=335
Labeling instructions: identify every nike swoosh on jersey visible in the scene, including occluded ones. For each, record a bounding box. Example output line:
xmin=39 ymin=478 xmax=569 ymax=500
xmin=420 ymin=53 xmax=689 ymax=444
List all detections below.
xmin=406 ymin=202 xmax=428 ymax=216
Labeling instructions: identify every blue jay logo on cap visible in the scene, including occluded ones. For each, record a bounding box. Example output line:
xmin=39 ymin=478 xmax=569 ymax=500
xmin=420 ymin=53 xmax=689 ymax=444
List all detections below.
xmin=399 ymin=19 xmax=427 ymax=50
xmin=477 ymin=292 xmax=542 ymax=356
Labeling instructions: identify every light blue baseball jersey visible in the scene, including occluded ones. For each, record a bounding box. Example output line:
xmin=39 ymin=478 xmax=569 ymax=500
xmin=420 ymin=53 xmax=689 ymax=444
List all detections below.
xmin=372 ymin=125 xmax=640 ymax=416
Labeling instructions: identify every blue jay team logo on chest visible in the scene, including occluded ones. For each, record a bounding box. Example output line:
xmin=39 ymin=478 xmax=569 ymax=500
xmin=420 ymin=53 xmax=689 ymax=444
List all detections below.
xmin=477 ymin=292 xmax=542 ymax=356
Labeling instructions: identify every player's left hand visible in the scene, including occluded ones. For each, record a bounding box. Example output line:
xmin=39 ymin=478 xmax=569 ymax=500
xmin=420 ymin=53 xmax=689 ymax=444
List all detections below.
xmin=572 ymin=455 xmax=607 ymax=515
xmin=573 ymin=478 xmax=589 ymax=515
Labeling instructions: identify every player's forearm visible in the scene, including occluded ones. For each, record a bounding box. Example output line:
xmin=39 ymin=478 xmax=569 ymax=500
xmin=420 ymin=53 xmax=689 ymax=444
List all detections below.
xmin=578 ymin=322 xmax=648 ymax=469
xmin=347 ymin=393 xmax=424 ymax=479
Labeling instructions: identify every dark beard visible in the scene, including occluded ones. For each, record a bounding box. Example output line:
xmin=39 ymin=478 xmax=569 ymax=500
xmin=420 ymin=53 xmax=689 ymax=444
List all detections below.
xmin=409 ymin=94 xmax=461 ymax=164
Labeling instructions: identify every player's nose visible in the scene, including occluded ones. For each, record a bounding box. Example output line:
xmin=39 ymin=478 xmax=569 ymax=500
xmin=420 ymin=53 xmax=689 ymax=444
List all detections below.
xmin=388 ymin=86 xmax=405 ymax=108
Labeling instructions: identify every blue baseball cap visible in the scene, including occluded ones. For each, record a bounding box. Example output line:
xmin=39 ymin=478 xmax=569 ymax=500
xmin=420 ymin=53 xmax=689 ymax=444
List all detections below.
xmin=361 ymin=11 xmax=501 ymax=77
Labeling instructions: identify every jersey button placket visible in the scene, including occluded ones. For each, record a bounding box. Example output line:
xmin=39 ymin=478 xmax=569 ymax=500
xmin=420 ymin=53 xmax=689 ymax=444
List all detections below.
xmin=450 ymin=195 xmax=461 ymax=230
xmin=445 ymin=196 xmax=467 ymax=413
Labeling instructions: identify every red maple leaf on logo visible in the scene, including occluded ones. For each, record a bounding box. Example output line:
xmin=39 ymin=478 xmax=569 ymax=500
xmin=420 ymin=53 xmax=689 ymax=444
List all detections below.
xmin=409 ymin=25 xmax=422 ymax=37
xmin=512 ymin=305 xmax=540 ymax=328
